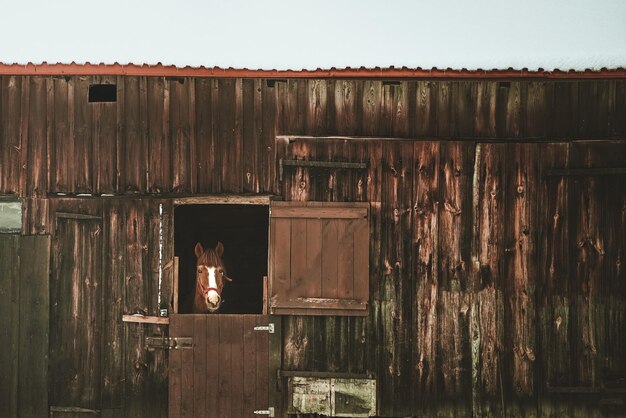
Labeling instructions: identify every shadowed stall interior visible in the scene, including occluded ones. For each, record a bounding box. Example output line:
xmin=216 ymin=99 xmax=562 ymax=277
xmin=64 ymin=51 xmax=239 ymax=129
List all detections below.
xmin=174 ymin=204 xmax=269 ymax=314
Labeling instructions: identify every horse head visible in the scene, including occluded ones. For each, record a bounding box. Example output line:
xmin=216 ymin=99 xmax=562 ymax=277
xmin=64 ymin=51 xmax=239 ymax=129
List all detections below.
xmin=194 ymin=241 xmax=232 ymax=313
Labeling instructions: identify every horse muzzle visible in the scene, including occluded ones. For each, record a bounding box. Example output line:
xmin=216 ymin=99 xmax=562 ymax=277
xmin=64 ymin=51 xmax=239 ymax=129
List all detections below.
xmin=205 ymin=289 xmax=222 ymax=312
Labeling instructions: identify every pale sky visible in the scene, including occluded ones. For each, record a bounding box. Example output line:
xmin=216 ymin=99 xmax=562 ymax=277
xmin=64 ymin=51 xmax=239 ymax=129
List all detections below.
xmin=1 ymin=0 xmax=625 ymax=70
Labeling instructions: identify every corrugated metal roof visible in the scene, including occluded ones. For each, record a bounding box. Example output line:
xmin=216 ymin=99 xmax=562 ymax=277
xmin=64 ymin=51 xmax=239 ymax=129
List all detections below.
xmin=0 ymin=62 xmax=625 ymax=79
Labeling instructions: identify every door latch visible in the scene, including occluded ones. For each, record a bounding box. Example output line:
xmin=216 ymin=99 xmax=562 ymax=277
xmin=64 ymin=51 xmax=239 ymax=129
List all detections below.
xmin=253 ymin=323 xmax=274 ymax=333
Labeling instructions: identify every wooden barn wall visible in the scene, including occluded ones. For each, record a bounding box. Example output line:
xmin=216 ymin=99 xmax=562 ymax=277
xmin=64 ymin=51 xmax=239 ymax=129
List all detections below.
xmin=25 ymin=198 xmax=174 ymax=417
xmin=279 ymin=139 xmax=626 ymax=417
xmin=1 ymin=77 xmax=626 ymax=197
xmin=3 ymin=75 xmax=626 ymax=417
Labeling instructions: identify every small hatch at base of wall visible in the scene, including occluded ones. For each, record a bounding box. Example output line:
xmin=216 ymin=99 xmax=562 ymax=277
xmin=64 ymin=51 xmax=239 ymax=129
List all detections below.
xmin=288 ymin=376 xmax=376 ymax=417
xmin=0 ymin=197 xmax=21 ymax=234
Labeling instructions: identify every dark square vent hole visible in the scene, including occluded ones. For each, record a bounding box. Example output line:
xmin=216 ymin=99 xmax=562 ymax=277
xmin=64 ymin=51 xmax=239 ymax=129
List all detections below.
xmin=89 ymin=84 xmax=117 ymax=103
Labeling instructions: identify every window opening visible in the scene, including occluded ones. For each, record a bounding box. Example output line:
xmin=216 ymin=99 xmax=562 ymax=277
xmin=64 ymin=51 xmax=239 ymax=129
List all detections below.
xmin=88 ymin=84 xmax=117 ymax=103
xmin=174 ymin=204 xmax=269 ymax=314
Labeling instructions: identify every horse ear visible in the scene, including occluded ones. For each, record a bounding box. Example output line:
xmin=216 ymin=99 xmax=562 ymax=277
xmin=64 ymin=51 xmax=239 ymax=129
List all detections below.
xmin=194 ymin=242 xmax=204 ymax=258
xmin=215 ymin=241 xmax=224 ymax=257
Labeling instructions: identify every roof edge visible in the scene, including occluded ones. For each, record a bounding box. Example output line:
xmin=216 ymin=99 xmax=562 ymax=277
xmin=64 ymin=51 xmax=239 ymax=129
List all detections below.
xmin=0 ymin=63 xmax=625 ymax=79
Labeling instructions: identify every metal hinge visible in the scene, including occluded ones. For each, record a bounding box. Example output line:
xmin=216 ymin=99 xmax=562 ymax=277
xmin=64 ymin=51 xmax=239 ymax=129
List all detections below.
xmin=145 ymin=337 xmax=193 ymax=350
xmin=253 ymin=323 xmax=275 ymax=333
xmin=253 ymin=407 xmax=275 ymax=416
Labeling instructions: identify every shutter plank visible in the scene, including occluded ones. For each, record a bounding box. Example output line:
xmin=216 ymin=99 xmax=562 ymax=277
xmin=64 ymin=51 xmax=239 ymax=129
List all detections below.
xmin=337 ymin=220 xmax=355 ymax=299
xmin=271 ymin=218 xmax=291 ymax=307
xmin=353 ymin=216 xmax=369 ymax=302
xmin=272 ymin=206 xmax=367 ymax=219
xmin=305 ymin=219 xmax=323 ymax=297
xmin=290 ymin=219 xmax=307 ymax=295
xmin=321 ymin=220 xmax=339 ymax=298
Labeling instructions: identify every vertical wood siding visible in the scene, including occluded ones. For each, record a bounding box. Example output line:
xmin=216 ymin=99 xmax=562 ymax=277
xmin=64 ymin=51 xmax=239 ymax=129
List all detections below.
xmin=2 ymin=77 xmax=626 ymax=196
xmin=2 ymin=74 xmax=625 ymax=417
xmin=0 ymin=235 xmax=50 ymax=418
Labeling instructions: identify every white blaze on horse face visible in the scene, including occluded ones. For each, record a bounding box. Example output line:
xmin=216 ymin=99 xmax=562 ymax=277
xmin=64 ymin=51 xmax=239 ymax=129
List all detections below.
xmin=206 ymin=266 xmax=220 ymax=305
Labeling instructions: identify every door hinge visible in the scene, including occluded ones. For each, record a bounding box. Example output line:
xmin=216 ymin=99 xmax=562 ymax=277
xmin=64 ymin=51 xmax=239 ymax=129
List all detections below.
xmin=145 ymin=337 xmax=193 ymax=350
xmin=253 ymin=407 xmax=275 ymax=416
xmin=253 ymin=323 xmax=275 ymax=334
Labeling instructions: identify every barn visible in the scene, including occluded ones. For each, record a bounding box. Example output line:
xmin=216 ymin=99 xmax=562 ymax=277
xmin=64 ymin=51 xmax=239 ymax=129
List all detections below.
xmin=0 ymin=63 xmax=625 ymax=417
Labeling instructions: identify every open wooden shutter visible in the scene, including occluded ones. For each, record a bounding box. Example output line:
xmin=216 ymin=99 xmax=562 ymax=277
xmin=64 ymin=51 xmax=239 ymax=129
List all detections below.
xmin=269 ymin=201 xmax=369 ymax=316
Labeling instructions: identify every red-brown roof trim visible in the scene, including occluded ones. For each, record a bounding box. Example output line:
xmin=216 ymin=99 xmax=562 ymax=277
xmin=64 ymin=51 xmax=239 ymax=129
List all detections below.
xmin=0 ymin=63 xmax=625 ymax=79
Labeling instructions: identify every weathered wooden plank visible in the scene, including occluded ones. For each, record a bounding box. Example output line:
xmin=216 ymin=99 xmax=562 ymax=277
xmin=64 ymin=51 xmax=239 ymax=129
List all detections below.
xmin=16 ymin=76 xmax=29 ymax=196
xmin=243 ymin=316 xmax=257 ymax=415
xmin=613 ymin=80 xmax=626 ymax=137
xmin=122 ymin=77 xmax=143 ymax=193
xmin=360 ymin=80 xmax=382 ymax=136
xmin=144 ymin=194 xmax=169 ymax=418
xmin=453 ymin=81 xmax=476 ymax=137
xmin=270 ymin=217 xmax=291 ymax=311
xmin=0 ymin=235 xmax=19 ymax=418
xmin=175 ymin=316 xmax=192 ymax=418
xmin=27 ymin=77 xmax=47 ymax=196
xmin=261 ymin=79 xmax=278 ymax=194
xmin=336 ymin=220 xmax=355 ymax=299
xmin=436 ymin=82 xmax=452 ymax=137
xmin=437 ymin=291 xmax=472 ymax=415
xmin=0 ymin=77 xmax=18 ymax=193
xmin=411 ymin=141 xmax=440 ymax=406
xmin=218 ymin=78 xmax=241 ymax=193
xmin=218 ymin=316 xmax=233 ymax=418
xmin=192 ymin=315 xmax=206 ymax=418
xmin=22 ymin=196 xmax=50 ymax=234
xmin=290 ymin=218 xmax=307 ymax=293
xmin=283 ymin=316 xmax=312 ymax=370
xmin=195 ymin=77 xmax=216 ymax=192
xmin=160 ymin=200 xmax=175 ymax=314
xmin=496 ymin=81 xmax=522 ymax=138
xmin=306 ymin=79 xmax=327 ymax=136
xmin=50 ymin=214 xmax=102 ymax=410
xmin=171 ymin=78 xmax=192 ymax=193
xmin=535 ymin=142 xmax=570 ymax=415
xmin=321 ymin=219 xmax=339 ymax=298
xmin=471 ymin=143 xmax=506 ymax=290
xmin=474 ymin=81 xmax=497 ymax=138
xmin=50 ymin=77 xmax=69 ymax=192
xmin=230 ymin=316 xmax=244 ymax=418
xmin=101 ymin=201 xmax=124 ymax=410
xmin=504 ymin=143 xmax=537 ymax=404
xmin=548 ymin=81 xmax=578 ymax=139
xmin=151 ymin=76 xmax=172 ymax=193
xmin=379 ymin=141 xmax=414 ymax=415
xmin=242 ymin=78 xmax=263 ymax=193
xmin=523 ymin=81 xmax=546 ymax=138
xmin=469 ymin=142 xmax=506 ymax=415
xmin=206 ymin=315 xmax=220 ymax=415
xmin=305 ymin=218 xmax=322 ymax=298
xmin=17 ymin=235 xmax=50 ymax=417
xmin=271 ymin=206 xmax=367 ymax=219
xmin=73 ymin=76 xmax=91 ymax=193
xmin=412 ymin=81 xmax=434 ymax=137
xmin=439 ymin=141 xmax=474 ymax=291
xmin=282 ymin=140 xmax=312 ymax=201
xmin=123 ymin=200 xmax=150 ymax=417
xmin=124 ymin=200 xmax=148 ymax=314
xmin=92 ymin=76 xmax=117 ymax=193
xmin=334 ymin=80 xmax=357 ymax=136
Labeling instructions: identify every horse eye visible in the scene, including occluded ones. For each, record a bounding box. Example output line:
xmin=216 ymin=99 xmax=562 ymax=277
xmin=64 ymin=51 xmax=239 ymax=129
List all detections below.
xmin=220 ymin=270 xmax=225 ymax=276
xmin=197 ymin=268 xmax=203 ymax=274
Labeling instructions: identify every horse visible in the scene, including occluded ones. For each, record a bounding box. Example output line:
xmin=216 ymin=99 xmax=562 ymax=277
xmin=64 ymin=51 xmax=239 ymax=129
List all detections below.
xmin=192 ymin=241 xmax=232 ymax=313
